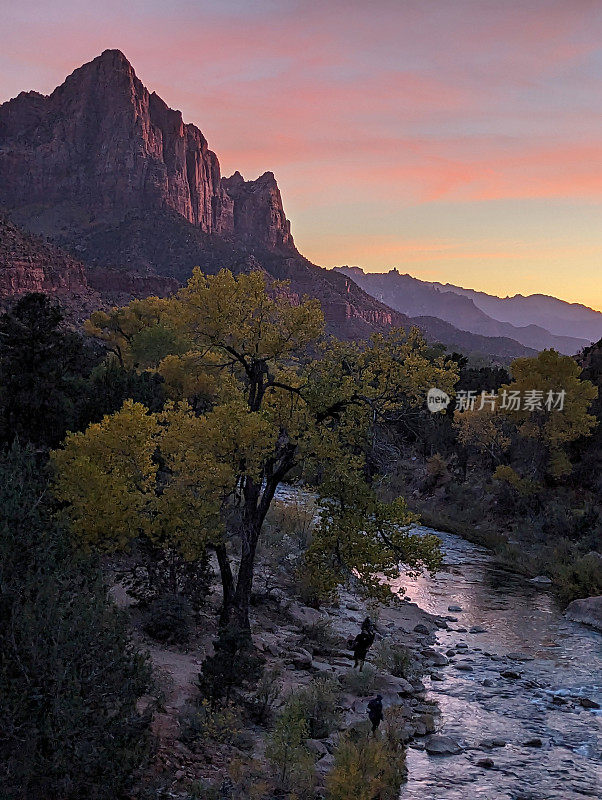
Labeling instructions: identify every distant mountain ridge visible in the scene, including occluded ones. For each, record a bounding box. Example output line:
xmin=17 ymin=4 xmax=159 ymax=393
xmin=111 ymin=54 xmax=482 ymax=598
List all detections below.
xmin=335 ymin=267 xmax=597 ymax=355
xmin=430 ymin=282 xmax=602 ymax=343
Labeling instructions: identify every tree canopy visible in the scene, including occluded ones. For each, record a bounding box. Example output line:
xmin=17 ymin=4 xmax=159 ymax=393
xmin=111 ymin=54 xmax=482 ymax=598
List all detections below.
xmin=53 ymin=268 xmax=458 ymax=632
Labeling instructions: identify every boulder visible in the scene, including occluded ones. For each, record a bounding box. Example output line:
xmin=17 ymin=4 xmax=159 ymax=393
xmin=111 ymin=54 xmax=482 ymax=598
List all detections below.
xmin=579 ymin=697 xmax=600 ymax=710
xmin=290 ymin=649 xmax=313 ymax=669
xmin=529 ymin=575 xmax=552 ymax=585
xmin=480 ymin=738 xmax=506 ymax=749
xmin=425 ymin=735 xmax=463 ymax=756
xmin=413 ymin=623 xmax=430 ymax=635
xmin=288 ymin=602 xmax=325 ymax=629
xmin=564 ymin=596 xmax=602 ymax=632
xmin=306 ymin=739 xmax=329 ymax=759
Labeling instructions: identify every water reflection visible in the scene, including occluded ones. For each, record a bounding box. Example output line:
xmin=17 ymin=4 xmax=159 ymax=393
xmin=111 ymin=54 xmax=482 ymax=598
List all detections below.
xmin=396 ymin=527 xmax=602 ymax=800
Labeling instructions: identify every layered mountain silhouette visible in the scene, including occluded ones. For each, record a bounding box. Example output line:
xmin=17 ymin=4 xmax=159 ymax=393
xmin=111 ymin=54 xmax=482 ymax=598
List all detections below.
xmin=335 ymin=267 xmax=600 ymax=355
xmin=0 ymin=49 xmax=583 ymax=361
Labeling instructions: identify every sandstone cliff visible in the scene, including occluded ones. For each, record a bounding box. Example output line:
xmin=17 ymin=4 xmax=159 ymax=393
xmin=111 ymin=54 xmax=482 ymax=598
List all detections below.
xmin=0 ymin=49 xmax=233 ymax=233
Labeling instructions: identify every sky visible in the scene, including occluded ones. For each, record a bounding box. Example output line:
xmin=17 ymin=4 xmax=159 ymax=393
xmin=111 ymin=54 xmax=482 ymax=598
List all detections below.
xmin=1 ymin=0 xmax=602 ymax=309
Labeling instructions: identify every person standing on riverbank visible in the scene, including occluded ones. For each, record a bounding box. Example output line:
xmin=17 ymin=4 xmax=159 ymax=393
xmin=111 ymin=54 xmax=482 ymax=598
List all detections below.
xmin=352 ymin=619 xmax=376 ymax=671
xmin=367 ymin=695 xmax=384 ymax=735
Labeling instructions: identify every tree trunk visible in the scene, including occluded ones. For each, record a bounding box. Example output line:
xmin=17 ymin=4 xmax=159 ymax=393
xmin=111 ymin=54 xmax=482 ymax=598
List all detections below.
xmin=214 ymin=543 xmax=235 ymax=626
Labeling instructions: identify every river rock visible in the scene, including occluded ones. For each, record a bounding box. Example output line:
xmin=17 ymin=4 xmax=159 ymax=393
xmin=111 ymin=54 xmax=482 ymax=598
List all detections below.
xmin=523 ymin=737 xmax=543 ymax=747
xmin=414 ymin=623 xmax=430 ymax=635
xmin=394 ymin=677 xmax=417 ymax=696
xmin=454 ymin=661 xmax=474 ymax=671
xmin=529 ymin=575 xmax=552 ymax=585
xmin=564 ymin=596 xmax=602 ymax=632
xmin=477 ymin=757 xmax=495 ymax=769
xmin=579 ymin=697 xmax=600 ymax=710
xmin=469 ymin=625 xmax=487 ymax=634
xmin=500 ymin=670 xmax=521 ymax=680
xmin=456 ymin=642 xmax=469 ymax=649
xmin=507 ymin=652 xmax=533 ymax=661
xmin=480 ymin=738 xmax=506 ymax=748
xmin=425 ymin=735 xmax=463 ymax=755
xmin=482 ymin=678 xmax=495 ymax=687
xmin=430 ymin=672 xmax=445 ymax=681
xmin=431 ymin=653 xmax=449 ymax=666
xmin=456 ymin=627 xmax=468 ymax=633
xmin=448 ymin=605 xmax=463 ymax=612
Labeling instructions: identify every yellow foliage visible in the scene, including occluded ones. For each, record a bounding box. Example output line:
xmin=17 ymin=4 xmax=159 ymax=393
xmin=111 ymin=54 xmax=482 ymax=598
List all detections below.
xmin=500 ymin=350 xmax=598 ymax=476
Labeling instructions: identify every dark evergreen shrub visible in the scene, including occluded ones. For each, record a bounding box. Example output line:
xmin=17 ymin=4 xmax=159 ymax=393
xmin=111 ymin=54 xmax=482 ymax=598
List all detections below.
xmin=0 ymin=444 xmax=153 ymax=800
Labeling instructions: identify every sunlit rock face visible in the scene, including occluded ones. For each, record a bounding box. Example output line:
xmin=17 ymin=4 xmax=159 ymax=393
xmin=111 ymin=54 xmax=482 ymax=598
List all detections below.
xmin=0 ymin=49 xmax=233 ymax=233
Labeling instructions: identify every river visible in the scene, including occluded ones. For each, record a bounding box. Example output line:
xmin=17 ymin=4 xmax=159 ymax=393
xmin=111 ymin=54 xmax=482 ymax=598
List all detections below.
xmin=393 ymin=525 xmax=601 ymax=800
xmin=274 ymin=487 xmax=601 ymax=798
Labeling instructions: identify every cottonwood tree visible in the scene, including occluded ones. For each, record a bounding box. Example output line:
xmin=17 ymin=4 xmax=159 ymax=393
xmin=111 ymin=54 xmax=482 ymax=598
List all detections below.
xmin=498 ymin=350 xmax=597 ymax=478
xmin=53 ymin=269 xmax=457 ymax=633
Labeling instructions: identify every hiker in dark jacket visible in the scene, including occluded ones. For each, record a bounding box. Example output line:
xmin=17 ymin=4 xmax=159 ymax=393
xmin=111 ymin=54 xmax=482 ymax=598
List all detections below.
xmin=367 ymin=694 xmax=383 ymax=735
xmin=361 ymin=616 xmax=375 ymax=636
xmin=352 ymin=628 xmax=375 ymax=671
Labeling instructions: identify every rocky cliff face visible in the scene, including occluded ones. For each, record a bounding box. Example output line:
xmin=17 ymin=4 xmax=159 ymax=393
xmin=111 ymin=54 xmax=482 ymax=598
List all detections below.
xmin=0 ymin=214 xmax=181 ymax=320
xmin=0 ymin=49 xmax=234 ymax=233
xmin=222 ymin=171 xmax=293 ymax=250
xmin=0 ymin=214 xmax=100 ymax=320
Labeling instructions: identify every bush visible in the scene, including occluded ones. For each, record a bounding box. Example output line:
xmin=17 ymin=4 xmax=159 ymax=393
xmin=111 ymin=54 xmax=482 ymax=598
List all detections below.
xmin=247 ymin=667 xmax=282 ymax=725
xmin=551 ymin=551 xmax=602 ymax=603
xmin=326 ymin=733 xmax=406 ymax=800
xmin=0 ymin=444 xmax=152 ymax=800
xmin=266 ymin=696 xmax=315 ymax=796
xmin=340 ymin=665 xmax=378 ymax=696
xmin=121 ymin=539 xmax=213 ymax=612
xmin=179 ymin=700 xmax=242 ymax=747
xmin=142 ymin=592 xmax=194 ymax=644
xmin=292 ymin=676 xmax=342 ymax=739
xmin=298 ymin=617 xmax=344 ymax=655
xmin=373 ymin=640 xmax=413 ymax=678
xmin=198 ymin=625 xmax=264 ymax=706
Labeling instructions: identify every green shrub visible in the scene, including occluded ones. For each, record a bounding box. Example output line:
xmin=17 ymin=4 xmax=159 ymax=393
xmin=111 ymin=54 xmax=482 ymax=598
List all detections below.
xmin=179 ymin=700 xmax=242 ymax=747
xmin=0 ymin=443 xmax=152 ymax=800
xmin=340 ymin=665 xmax=378 ymax=696
xmin=198 ymin=625 xmax=264 ymax=706
xmin=373 ymin=640 xmax=413 ymax=678
xmin=298 ymin=617 xmax=344 ymax=655
xmin=247 ymin=667 xmax=282 ymax=724
xmin=142 ymin=592 xmax=194 ymax=644
xmin=326 ymin=733 xmax=406 ymax=800
xmin=293 ymin=675 xmax=342 ymax=738
xmin=266 ymin=696 xmax=315 ymax=796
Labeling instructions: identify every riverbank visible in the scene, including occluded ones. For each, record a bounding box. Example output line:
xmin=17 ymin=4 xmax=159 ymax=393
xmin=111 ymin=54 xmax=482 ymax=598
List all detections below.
xmin=119 ymin=565 xmax=453 ymax=797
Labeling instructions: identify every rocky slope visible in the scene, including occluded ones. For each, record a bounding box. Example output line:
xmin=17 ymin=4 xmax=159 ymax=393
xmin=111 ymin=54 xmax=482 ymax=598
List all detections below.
xmin=0 ymin=213 xmax=101 ymax=320
xmin=0 ymin=213 xmax=179 ymax=318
